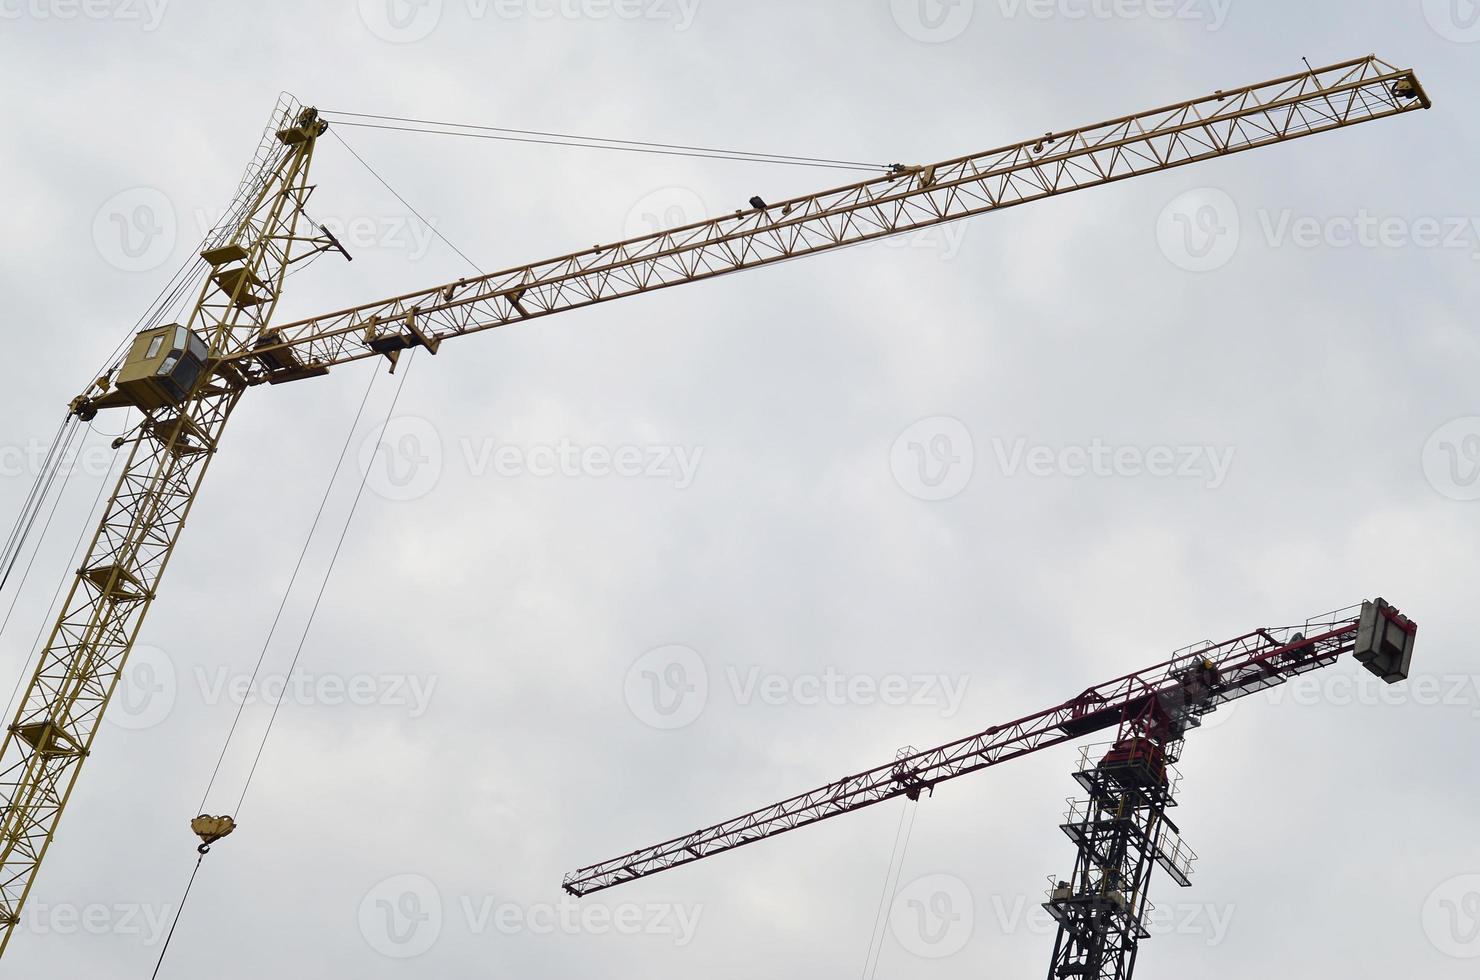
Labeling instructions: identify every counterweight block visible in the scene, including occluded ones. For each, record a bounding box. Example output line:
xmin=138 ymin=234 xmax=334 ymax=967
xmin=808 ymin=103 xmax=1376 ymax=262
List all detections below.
xmin=1354 ymin=598 xmax=1417 ymax=684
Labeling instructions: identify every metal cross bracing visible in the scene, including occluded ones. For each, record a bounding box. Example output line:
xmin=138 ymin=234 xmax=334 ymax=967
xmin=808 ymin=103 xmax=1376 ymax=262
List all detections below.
xmin=561 ymin=599 xmax=1417 ymax=898
xmin=0 ymin=54 xmax=1429 ymax=959
xmin=1045 ymin=745 xmax=1192 ymax=980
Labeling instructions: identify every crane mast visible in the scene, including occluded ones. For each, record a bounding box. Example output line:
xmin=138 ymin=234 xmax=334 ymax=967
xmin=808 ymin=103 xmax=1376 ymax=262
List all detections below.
xmin=0 ymin=56 xmax=1428 ymax=958
xmin=561 ymin=599 xmax=1418 ymax=977
xmin=0 ymin=100 xmax=339 ymax=952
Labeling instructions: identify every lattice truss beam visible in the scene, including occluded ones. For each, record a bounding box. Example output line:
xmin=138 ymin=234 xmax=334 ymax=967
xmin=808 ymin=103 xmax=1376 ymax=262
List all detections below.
xmin=234 ymin=56 xmax=1427 ymax=379
xmin=563 ymin=601 xmax=1412 ymax=896
xmin=0 ymin=102 xmax=327 ymax=950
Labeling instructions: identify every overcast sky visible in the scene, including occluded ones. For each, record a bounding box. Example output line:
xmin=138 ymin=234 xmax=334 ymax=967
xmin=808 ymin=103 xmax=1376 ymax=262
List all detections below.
xmin=0 ymin=1 xmax=1477 ymax=978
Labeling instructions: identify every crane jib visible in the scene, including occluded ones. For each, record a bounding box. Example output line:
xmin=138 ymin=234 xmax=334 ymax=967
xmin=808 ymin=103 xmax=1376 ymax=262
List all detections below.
xmin=560 ymin=601 xmax=1416 ymax=898
xmin=226 ymin=55 xmax=1426 ymax=384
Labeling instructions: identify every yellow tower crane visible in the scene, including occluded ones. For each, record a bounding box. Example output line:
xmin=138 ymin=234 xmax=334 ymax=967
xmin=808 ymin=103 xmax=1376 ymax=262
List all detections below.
xmin=0 ymin=56 xmax=1429 ymax=956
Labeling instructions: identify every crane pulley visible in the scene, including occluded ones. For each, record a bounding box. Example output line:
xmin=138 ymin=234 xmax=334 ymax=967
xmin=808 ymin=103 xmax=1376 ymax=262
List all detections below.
xmin=0 ymin=55 xmax=1430 ymax=959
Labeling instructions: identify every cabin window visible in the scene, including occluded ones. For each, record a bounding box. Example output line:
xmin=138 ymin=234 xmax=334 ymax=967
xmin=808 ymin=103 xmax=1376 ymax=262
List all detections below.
xmin=145 ymin=335 xmax=164 ymax=360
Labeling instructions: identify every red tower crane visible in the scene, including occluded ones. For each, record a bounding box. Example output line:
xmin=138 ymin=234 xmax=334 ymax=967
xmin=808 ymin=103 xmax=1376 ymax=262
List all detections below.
xmin=563 ymin=599 xmax=1419 ymax=979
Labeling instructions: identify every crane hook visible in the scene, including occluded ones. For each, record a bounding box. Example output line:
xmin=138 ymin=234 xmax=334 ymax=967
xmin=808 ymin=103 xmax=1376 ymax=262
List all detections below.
xmin=190 ymin=814 xmax=237 ymax=855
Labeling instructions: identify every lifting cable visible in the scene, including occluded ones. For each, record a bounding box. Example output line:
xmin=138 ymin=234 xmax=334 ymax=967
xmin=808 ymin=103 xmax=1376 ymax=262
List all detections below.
xmin=150 ymin=132 xmax=469 ymax=978
xmin=193 ymin=363 xmax=382 ymax=814
xmin=861 ymin=799 xmax=919 ymax=980
xmin=151 ymin=351 xmax=419 ymax=979
xmin=0 ymin=415 xmax=83 ymax=603
xmin=0 ymin=423 xmax=86 ymax=642
xmin=1 ymin=426 xmax=125 ymax=720
xmin=318 ymin=109 xmax=893 ymax=174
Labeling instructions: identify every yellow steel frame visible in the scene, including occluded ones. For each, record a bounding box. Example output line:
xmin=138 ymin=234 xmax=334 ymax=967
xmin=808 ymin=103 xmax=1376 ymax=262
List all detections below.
xmin=0 ymin=101 xmax=328 ymax=953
